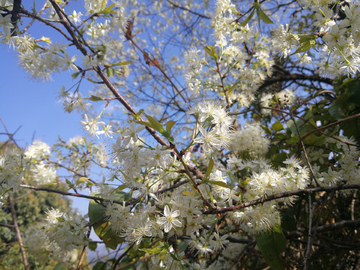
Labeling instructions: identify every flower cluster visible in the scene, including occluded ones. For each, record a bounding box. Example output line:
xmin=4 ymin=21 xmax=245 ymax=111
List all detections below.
xmin=26 ymin=209 xmax=89 ymax=261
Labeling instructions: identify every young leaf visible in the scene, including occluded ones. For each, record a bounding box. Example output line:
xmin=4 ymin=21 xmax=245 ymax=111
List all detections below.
xmin=205 ymin=158 xmax=214 ymax=178
xmin=89 ymin=95 xmax=105 ymax=101
xmin=71 ymin=71 xmax=81 ymax=79
xmin=241 ymin=8 xmax=255 ymax=26
xmin=99 ymin=3 xmax=116 ymax=14
xmin=76 ymin=177 xmax=88 ymax=185
xmin=208 ymin=180 xmax=230 ymax=189
xmin=139 ymin=247 xmax=164 ymax=254
xmin=101 ymin=0 xmax=108 ymax=10
xmin=106 ymin=67 xmax=115 ymax=78
xmin=258 ymin=7 xmax=273 ymax=24
xmin=88 ymin=200 xmax=124 ymax=249
xmin=166 ymin=120 xmax=177 ymax=132
xmin=272 ymin=122 xmax=284 ymax=131
xmin=109 ymin=60 xmax=132 ymax=67
xmin=144 ymin=114 xmax=166 ymax=133
xmin=204 ymin=45 xmax=217 ymax=58
xmin=256 ymin=224 xmax=286 ymax=270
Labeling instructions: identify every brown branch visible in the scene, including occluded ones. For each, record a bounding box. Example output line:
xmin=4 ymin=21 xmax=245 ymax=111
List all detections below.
xmin=125 ymin=24 xmax=190 ymax=109
xmin=19 ymin=7 xmax=72 ymax=42
xmin=21 ymin=184 xmax=111 ymax=205
xmin=9 ymin=194 xmax=30 ymax=270
xmin=115 ymin=253 xmax=157 ymax=270
xmin=0 ymin=223 xmax=16 ymax=228
xmin=285 ymin=220 xmax=360 ymax=238
xmin=302 ymin=112 xmax=360 ymax=140
xmin=258 ymin=73 xmax=333 ymax=91
xmin=20 ymin=1 xmax=48 ymax=34
xmin=14 ymin=190 xmax=34 ymax=201
xmin=229 ymin=241 xmax=256 ymax=270
xmin=203 ymin=184 xmax=360 ymax=214
xmin=48 ymin=0 xmax=88 ymax=55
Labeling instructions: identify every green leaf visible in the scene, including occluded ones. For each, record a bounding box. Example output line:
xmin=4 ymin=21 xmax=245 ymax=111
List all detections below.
xmin=256 ymin=224 xmax=286 ymax=270
xmin=261 ymin=125 xmax=272 ymax=135
xmin=89 ymin=95 xmax=105 ymax=101
xmin=53 ymin=262 xmax=67 ymax=270
xmin=288 ymin=135 xmax=299 ymax=145
xmin=166 ymin=120 xmax=177 ymax=132
xmin=273 ymin=132 xmax=286 ymax=140
xmin=88 ymin=242 xmax=98 ymax=251
xmin=144 ymin=114 xmax=166 ymax=133
xmin=39 ymin=36 xmax=51 ymax=44
xmin=65 ymin=179 xmax=73 ymax=188
xmin=93 ymin=261 xmax=107 ymax=270
xmin=293 ymin=40 xmax=312 ymax=54
xmin=87 ymin=78 xmax=100 ymax=83
xmin=108 ymin=60 xmax=132 ymax=67
xmin=241 ymin=8 xmax=255 ymax=26
xmin=115 ymin=184 xmax=127 ymax=192
xmin=204 ymin=45 xmax=217 ymax=58
xmin=101 ymin=0 xmax=108 ymax=11
xmin=271 ymin=152 xmax=288 ymax=168
xmin=106 ymin=67 xmax=115 ymax=78
xmin=88 ymin=201 xmax=124 ymax=250
xmin=348 ymin=80 xmax=360 ymax=107
xmin=166 ymin=136 xmax=175 ymax=145
xmin=272 ymin=122 xmax=284 ymax=131
xmin=136 ymin=120 xmax=154 ymax=129
xmin=297 ymin=34 xmax=316 ymax=42
xmin=99 ymin=3 xmax=116 ymax=14
xmin=208 ymin=180 xmax=230 ymax=189
xmin=138 ymin=247 xmax=164 ymax=254
xmin=328 ymin=92 xmax=354 ymax=120
xmin=281 ymin=208 xmax=296 ymax=231
xmin=76 ymin=177 xmax=88 ymax=185
xmin=257 ymin=7 xmax=273 ymax=24
xmin=205 ymin=158 xmax=214 ymax=178
xmin=71 ymin=71 xmax=81 ymax=79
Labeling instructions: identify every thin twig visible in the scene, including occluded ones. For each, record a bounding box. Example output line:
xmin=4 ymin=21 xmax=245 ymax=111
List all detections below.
xmin=9 ymin=194 xmax=31 ymax=270
xmin=229 ymin=240 xmax=256 ymax=269
xmin=203 ymin=184 xmax=360 ymax=214
xmin=20 ymin=1 xmax=48 ymax=34
xmin=112 ymin=242 xmax=136 ymax=270
xmin=167 ymin=0 xmax=211 ymax=19
xmin=115 ymin=253 xmax=157 ymax=270
xmin=302 ymin=112 xmax=360 ymax=140
xmin=0 ymin=223 xmax=16 ymax=228
xmin=290 ymin=110 xmax=320 ymax=187
xmin=303 ymin=193 xmax=312 ymax=270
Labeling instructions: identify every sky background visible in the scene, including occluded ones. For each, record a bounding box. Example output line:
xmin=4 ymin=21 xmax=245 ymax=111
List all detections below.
xmin=0 ymin=1 xmax=97 ymax=216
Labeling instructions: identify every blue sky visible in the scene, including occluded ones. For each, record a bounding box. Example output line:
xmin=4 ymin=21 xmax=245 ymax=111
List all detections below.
xmin=0 ymin=1 xmax=95 ymax=216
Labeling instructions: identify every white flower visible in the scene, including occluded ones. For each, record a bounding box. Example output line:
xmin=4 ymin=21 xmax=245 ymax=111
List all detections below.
xmin=122 ymin=122 xmax=145 ymax=146
xmin=147 ymin=144 xmax=172 ymax=168
xmin=194 ymin=126 xmax=222 ymax=153
xmin=209 ymin=233 xmax=229 ymax=251
xmin=157 ymin=205 xmax=183 ymax=233
xmin=25 ymin=141 xmax=51 ymax=160
xmin=45 ymin=208 xmax=63 ymax=224
xmin=80 ymin=114 xmax=105 ymax=138
xmin=322 ymin=24 xmax=347 ymax=48
xmin=61 ymin=52 xmax=78 ymax=71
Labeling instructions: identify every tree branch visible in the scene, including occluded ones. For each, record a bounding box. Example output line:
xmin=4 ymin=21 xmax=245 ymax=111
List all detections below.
xmin=9 ymin=194 xmax=30 ymax=270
